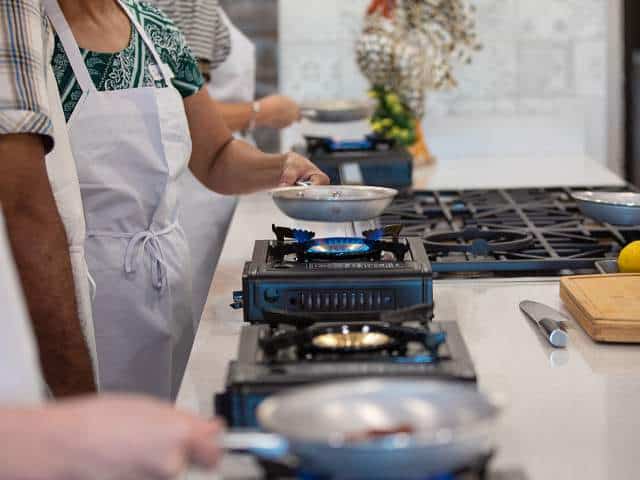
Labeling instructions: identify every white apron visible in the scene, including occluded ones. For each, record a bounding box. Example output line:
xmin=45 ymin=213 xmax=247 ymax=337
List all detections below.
xmin=177 ymin=8 xmax=256 ymax=325
xmin=45 ymin=0 xmax=195 ymax=400
xmin=0 ymin=211 xmax=45 ymax=405
xmin=44 ymin=61 xmax=99 ymax=383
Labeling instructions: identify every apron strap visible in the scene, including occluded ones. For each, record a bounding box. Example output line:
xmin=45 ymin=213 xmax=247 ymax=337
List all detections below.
xmin=115 ymin=0 xmax=174 ymax=83
xmin=44 ymin=0 xmax=174 ymax=94
xmin=88 ymin=223 xmax=178 ymax=291
xmin=43 ymin=0 xmax=96 ymax=93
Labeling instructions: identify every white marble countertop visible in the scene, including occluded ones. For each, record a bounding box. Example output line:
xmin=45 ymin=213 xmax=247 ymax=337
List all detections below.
xmin=178 ymin=152 xmax=638 ymax=480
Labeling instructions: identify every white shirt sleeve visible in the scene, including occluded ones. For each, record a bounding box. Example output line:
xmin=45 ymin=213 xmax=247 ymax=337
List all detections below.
xmin=0 ymin=211 xmax=45 ymax=405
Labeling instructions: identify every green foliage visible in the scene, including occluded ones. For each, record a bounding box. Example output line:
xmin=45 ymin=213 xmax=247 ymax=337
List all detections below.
xmin=369 ymin=85 xmax=418 ymax=146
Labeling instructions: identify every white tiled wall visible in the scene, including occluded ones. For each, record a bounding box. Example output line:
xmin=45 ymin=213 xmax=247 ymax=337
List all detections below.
xmin=279 ymin=0 xmax=623 ymax=171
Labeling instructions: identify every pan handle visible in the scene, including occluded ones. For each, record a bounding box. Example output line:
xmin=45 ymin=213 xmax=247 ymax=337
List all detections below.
xmin=300 ymin=108 xmax=319 ymax=120
xmin=220 ymin=432 xmax=289 ymax=460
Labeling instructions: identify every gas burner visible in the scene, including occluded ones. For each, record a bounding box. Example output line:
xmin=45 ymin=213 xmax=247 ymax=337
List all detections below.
xmin=423 ymin=228 xmax=534 ymax=255
xmin=311 ymin=327 xmax=393 ymax=352
xmin=260 ymin=319 xmax=446 ymax=360
xmin=270 ymin=224 xmax=408 ymax=263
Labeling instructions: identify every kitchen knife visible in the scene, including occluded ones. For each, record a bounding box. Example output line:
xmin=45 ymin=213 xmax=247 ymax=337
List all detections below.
xmin=519 ymin=301 xmax=569 ymax=348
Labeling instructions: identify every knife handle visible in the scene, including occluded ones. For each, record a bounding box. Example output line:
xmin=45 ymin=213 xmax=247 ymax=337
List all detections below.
xmin=539 ymin=318 xmax=568 ymax=348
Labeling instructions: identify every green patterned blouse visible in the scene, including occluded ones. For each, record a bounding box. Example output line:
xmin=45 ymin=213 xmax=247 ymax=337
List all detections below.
xmin=51 ymin=0 xmax=204 ymax=122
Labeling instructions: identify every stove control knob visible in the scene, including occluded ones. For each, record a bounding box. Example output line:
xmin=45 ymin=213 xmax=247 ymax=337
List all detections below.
xmin=263 ymin=288 xmax=280 ymax=304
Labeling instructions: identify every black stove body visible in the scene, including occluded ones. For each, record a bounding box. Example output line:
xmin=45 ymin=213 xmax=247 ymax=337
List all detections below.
xmin=245 ymin=454 xmax=528 ymax=480
xmin=250 ymin=454 xmax=516 ymax=480
xmin=239 ymin=226 xmax=433 ymax=324
xmin=294 ymin=135 xmax=413 ymax=189
xmin=216 ymin=308 xmax=476 ymax=428
xmin=379 ymin=186 xmax=640 ymax=277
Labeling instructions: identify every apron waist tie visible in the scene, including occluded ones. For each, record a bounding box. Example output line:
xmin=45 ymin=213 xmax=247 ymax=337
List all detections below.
xmin=88 ymin=223 xmax=178 ymax=291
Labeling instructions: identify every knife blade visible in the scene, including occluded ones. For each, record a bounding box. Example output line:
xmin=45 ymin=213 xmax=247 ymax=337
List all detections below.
xmin=519 ymin=301 xmax=569 ymax=348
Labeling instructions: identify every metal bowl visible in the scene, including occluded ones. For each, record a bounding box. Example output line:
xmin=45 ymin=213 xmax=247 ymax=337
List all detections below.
xmin=572 ymin=191 xmax=640 ymax=226
xmin=271 ymin=185 xmax=398 ymax=222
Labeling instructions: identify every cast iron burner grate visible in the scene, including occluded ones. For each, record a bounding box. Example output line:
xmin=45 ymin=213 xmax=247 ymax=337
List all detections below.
xmin=379 ymin=186 xmax=640 ymax=276
xmin=270 ymin=224 xmax=409 ymax=262
xmin=259 ymin=306 xmax=445 ymax=364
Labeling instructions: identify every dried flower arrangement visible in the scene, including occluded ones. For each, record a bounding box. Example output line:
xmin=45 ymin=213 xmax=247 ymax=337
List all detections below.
xmin=356 ymin=0 xmax=481 ymax=163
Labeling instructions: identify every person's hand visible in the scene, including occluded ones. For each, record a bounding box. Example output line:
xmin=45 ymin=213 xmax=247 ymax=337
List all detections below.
xmin=257 ymin=95 xmax=301 ymax=129
xmin=39 ymin=395 xmax=223 ymax=480
xmin=279 ymin=152 xmax=330 ymax=187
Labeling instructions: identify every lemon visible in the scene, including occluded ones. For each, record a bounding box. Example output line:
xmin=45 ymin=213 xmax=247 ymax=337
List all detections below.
xmin=618 ymin=241 xmax=640 ymax=273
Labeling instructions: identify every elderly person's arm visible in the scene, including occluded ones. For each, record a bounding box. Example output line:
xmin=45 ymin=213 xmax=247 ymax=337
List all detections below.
xmin=0 ymin=0 xmax=95 ymax=396
xmin=213 ymin=95 xmax=301 ymax=132
xmin=185 ymin=88 xmax=328 ymax=195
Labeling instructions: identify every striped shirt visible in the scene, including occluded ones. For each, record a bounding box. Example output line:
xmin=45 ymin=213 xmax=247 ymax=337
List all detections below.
xmin=0 ymin=0 xmax=54 ymax=152
xmin=149 ymin=0 xmax=230 ymax=68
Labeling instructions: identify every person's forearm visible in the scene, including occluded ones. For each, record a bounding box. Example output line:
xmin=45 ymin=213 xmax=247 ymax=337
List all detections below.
xmin=214 ymin=100 xmax=253 ymax=132
xmin=0 ymin=407 xmax=69 ymax=480
xmin=0 ymin=134 xmax=95 ymax=397
xmin=186 ymin=89 xmax=282 ymax=193
xmin=185 ymin=88 xmax=326 ymax=194
xmin=205 ymin=139 xmax=285 ymax=195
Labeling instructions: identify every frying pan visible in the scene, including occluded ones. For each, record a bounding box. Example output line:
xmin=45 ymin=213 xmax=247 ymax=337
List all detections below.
xmin=300 ymin=99 xmax=375 ymax=123
xmin=572 ymin=191 xmax=640 ymax=226
xmin=271 ymin=184 xmax=398 ymax=222
xmin=220 ymin=378 xmax=500 ymax=480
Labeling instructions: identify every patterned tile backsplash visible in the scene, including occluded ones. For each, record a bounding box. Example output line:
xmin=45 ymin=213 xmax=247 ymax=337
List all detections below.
xmin=278 ymin=0 xmax=618 ymax=166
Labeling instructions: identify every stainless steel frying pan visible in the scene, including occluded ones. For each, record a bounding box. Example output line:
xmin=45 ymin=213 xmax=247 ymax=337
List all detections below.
xmin=271 ymin=185 xmax=398 ymax=222
xmin=572 ymin=191 xmax=640 ymax=226
xmin=300 ymin=99 xmax=375 ymax=123
xmin=221 ymin=379 xmax=500 ymax=480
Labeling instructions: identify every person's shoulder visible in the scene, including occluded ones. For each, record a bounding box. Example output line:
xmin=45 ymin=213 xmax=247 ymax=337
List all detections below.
xmin=124 ymin=0 xmax=180 ymax=31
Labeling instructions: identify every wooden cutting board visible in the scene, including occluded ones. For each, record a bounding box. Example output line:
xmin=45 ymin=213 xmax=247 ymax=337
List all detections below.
xmin=560 ymin=274 xmax=640 ymax=342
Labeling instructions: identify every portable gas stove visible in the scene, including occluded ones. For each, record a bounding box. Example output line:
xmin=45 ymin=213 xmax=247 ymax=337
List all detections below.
xmin=231 ymin=456 xmax=528 ymax=480
xmin=215 ymin=306 xmax=476 ymax=428
xmin=234 ymin=225 xmax=433 ymax=323
xmin=293 ymin=135 xmax=413 ymax=189
xmin=379 ymin=186 xmax=640 ymax=277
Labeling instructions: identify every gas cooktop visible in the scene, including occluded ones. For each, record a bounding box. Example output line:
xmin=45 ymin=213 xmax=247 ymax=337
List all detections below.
xmin=236 ymin=225 xmax=433 ymax=323
xmin=215 ymin=306 xmax=476 ymax=428
xmin=379 ymin=186 xmax=640 ymax=277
